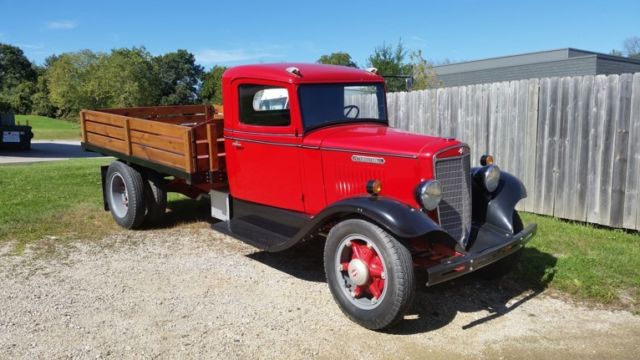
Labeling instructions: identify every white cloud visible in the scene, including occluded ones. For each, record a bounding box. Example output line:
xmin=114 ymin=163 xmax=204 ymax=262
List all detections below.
xmin=195 ymin=48 xmax=277 ymax=64
xmin=46 ymin=20 xmax=77 ymax=30
xmin=409 ymin=35 xmax=427 ymax=44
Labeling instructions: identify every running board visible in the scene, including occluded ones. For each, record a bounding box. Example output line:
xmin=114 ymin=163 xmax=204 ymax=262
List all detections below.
xmin=213 ymin=219 xmax=291 ymax=251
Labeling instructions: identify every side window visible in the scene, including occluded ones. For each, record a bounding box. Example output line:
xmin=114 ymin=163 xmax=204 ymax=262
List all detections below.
xmin=238 ymin=85 xmax=290 ymax=126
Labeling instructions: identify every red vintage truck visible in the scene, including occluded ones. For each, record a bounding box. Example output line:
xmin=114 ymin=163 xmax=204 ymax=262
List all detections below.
xmin=81 ymin=63 xmax=536 ymax=330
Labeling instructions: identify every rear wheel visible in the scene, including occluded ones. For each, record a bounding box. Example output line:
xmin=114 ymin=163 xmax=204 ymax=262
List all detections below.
xmin=324 ymin=219 xmax=414 ymax=330
xmin=106 ymin=161 xmax=146 ymax=229
xmin=476 ymin=211 xmax=524 ymax=279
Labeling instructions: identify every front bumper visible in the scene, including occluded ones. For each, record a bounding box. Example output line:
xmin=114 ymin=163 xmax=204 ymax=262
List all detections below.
xmin=425 ymin=223 xmax=537 ymax=286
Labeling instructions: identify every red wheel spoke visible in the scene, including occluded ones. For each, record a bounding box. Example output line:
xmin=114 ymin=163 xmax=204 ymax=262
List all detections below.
xmin=351 ymin=242 xmax=364 ymax=260
xmin=353 ymin=286 xmax=363 ymax=298
xmin=369 ymin=263 xmax=383 ymax=278
xmin=360 ymin=246 xmax=374 ymax=263
xmin=368 ymin=281 xmax=382 ymax=299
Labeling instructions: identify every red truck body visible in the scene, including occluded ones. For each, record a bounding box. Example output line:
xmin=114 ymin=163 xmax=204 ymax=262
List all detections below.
xmin=82 ymin=63 xmax=536 ymax=330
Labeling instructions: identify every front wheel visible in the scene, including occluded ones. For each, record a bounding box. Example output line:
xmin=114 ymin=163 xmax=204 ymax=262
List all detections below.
xmin=324 ymin=219 xmax=415 ymax=330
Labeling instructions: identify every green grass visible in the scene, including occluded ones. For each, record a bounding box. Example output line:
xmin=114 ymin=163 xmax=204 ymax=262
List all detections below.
xmin=0 ymin=158 xmax=115 ymax=250
xmin=513 ymin=213 xmax=640 ymax=310
xmin=15 ymin=115 xmax=81 ymax=140
xmin=1 ymin=159 xmax=639 ymax=311
xmin=0 ymin=158 xmax=207 ymax=253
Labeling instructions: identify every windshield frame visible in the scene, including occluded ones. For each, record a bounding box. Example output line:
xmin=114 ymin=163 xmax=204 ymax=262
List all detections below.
xmin=297 ymin=82 xmax=388 ymax=133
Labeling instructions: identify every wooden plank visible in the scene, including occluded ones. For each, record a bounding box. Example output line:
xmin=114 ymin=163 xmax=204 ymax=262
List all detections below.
xmin=553 ymin=77 xmax=571 ymax=219
xmin=206 ymin=123 xmax=219 ymax=171
xmin=586 ymin=75 xmax=609 ymax=224
xmin=129 ymin=130 xmax=186 ymax=155
xmin=609 ymin=74 xmax=633 ymax=228
xmin=123 ymin=118 xmax=132 ymax=155
xmin=542 ymin=77 xmax=561 ymax=216
xmin=103 ymin=104 xmax=208 ymax=118
xmin=131 ymin=143 xmax=187 ymax=170
xmin=85 ymin=132 xmax=127 ymax=154
xmin=83 ymin=111 xmax=125 ymax=127
xmin=575 ymin=76 xmax=594 ymax=222
xmin=625 ymin=73 xmax=640 ymax=230
xmin=183 ymin=130 xmax=194 ymax=174
xmin=80 ymin=111 xmax=87 ymax=142
xmin=128 ymin=117 xmax=187 ymax=138
xmin=595 ymin=75 xmax=618 ymax=226
xmin=563 ymin=76 xmax=584 ymax=220
xmin=84 ymin=121 xmax=126 ymax=140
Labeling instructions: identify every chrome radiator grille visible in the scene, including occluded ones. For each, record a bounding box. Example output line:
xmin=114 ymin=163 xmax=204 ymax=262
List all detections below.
xmin=435 ymin=153 xmax=472 ymax=245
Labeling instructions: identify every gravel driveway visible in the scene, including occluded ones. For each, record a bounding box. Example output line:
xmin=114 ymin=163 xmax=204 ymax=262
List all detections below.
xmin=1 ymin=227 xmax=639 ymax=359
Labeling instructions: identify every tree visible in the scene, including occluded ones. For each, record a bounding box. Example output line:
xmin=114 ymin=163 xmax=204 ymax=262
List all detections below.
xmin=367 ymin=40 xmax=439 ymax=92
xmin=200 ymin=65 xmax=227 ymax=105
xmin=367 ymin=40 xmax=412 ymax=92
xmin=46 ymin=50 xmax=102 ymax=118
xmin=408 ymin=50 xmax=440 ymax=90
xmin=88 ymin=47 xmax=161 ymax=108
xmin=5 ymin=81 xmax=35 ymax=114
xmin=153 ymin=49 xmax=204 ymax=105
xmin=623 ymin=36 xmax=640 ymax=59
xmin=0 ymin=43 xmax=37 ymax=90
xmin=31 ymin=73 xmax=57 ymax=117
xmin=0 ymin=43 xmax=37 ymax=114
xmin=317 ymin=52 xmax=357 ymax=67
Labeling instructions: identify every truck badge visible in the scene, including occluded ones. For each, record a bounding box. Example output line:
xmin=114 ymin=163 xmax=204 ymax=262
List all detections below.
xmin=351 ymin=155 xmax=385 ymax=165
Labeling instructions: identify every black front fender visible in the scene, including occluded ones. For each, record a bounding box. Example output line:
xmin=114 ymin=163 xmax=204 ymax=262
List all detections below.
xmin=312 ymin=196 xmax=451 ymax=241
xmin=472 ymin=168 xmax=527 ymax=233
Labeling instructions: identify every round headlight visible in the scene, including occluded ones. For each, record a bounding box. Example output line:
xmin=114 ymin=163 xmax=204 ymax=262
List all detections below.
xmin=483 ymin=165 xmax=501 ymax=192
xmin=416 ymin=180 xmax=442 ymax=211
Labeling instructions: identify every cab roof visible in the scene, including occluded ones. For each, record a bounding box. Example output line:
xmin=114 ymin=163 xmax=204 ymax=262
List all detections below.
xmin=222 ymin=63 xmax=385 ymax=85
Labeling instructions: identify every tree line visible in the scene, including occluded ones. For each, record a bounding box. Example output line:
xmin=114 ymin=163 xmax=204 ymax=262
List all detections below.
xmin=0 ymin=40 xmax=437 ymax=120
xmin=0 ymin=44 xmax=226 ymax=120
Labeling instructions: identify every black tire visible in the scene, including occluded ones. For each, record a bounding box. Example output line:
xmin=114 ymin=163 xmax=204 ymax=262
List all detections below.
xmin=476 ymin=211 xmax=524 ymax=279
xmin=142 ymin=170 xmax=167 ymax=226
xmin=324 ymin=219 xmax=415 ymax=330
xmin=105 ymin=161 xmax=146 ymax=229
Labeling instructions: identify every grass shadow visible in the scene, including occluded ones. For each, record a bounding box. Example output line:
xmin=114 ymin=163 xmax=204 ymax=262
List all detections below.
xmin=248 ymin=243 xmax=557 ymax=334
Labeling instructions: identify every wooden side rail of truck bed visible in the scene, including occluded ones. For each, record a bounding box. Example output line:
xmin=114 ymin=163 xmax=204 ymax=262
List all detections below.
xmin=80 ymin=105 xmax=225 ymax=183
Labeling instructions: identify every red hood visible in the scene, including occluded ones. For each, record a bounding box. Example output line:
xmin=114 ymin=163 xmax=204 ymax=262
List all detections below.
xmin=302 ymin=123 xmax=461 ymax=158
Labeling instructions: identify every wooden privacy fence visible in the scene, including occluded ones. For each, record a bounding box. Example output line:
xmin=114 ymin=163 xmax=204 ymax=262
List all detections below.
xmin=383 ymin=73 xmax=640 ymax=231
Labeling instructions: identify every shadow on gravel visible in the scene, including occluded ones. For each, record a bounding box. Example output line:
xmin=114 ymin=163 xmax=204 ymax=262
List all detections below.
xmin=247 ymin=238 xmax=327 ymax=282
xmin=248 ymin=243 xmax=557 ymax=334
xmin=150 ymin=197 xmax=215 ymax=229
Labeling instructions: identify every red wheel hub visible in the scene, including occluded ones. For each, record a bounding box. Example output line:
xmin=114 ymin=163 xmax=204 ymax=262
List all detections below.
xmin=339 ymin=241 xmax=386 ymax=300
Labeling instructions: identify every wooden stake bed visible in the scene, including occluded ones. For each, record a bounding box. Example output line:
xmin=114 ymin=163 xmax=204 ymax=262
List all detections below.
xmin=80 ymin=105 xmax=225 ymax=184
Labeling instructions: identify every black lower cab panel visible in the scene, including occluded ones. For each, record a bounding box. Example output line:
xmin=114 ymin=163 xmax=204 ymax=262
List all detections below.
xmin=212 ymin=198 xmax=311 ymax=251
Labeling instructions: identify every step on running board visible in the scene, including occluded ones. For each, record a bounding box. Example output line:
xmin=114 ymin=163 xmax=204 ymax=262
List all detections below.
xmin=213 ymin=218 xmax=292 ymax=251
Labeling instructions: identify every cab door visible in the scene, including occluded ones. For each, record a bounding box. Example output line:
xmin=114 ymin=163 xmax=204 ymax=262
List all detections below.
xmin=224 ymin=80 xmax=305 ymax=212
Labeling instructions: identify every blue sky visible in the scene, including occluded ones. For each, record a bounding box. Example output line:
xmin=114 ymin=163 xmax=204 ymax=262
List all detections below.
xmin=1 ymin=0 xmax=638 ymax=68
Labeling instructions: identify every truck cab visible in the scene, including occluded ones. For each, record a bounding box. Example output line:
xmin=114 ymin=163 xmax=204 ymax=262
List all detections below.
xmin=83 ymin=63 xmax=536 ymax=330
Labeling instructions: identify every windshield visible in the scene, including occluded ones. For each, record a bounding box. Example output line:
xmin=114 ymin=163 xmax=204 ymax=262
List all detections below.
xmin=298 ymin=83 xmax=387 ymax=131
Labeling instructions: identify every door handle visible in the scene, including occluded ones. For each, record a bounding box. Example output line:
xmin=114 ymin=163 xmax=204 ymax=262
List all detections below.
xmin=231 ymin=140 xmax=243 ymax=148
